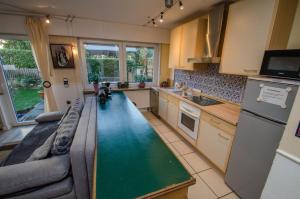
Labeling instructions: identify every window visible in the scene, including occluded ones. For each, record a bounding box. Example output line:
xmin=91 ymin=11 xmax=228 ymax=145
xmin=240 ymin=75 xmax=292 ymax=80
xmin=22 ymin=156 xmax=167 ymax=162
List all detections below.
xmin=80 ymin=40 xmax=159 ymax=89
xmin=84 ymin=43 xmax=120 ymax=83
xmin=126 ymin=46 xmax=154 ymax=83
xmin=0 ymin=38 xmax=44 ymax=123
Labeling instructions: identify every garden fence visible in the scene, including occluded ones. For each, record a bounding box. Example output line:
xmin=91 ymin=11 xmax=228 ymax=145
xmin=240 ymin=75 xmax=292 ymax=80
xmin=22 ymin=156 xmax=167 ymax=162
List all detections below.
xmin=3 ymin=68 xmax=40 ymax=79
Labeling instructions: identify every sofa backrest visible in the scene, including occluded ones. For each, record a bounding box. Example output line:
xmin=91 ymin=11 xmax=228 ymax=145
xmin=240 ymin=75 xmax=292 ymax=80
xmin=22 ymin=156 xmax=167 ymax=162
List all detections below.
xmin=70 ymin=96 xmax=96 ymax=199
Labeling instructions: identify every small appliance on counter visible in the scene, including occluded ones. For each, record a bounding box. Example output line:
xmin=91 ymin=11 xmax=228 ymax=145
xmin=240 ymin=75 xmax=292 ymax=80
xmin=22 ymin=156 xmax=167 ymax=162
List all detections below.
xmin=117 ymin=81 xmax=129 ymax=89
xmin=98 ymin=82 xmax=112 ymax=104
xmin=260 ymin=49 xmax=300 ymax=80
xmin=225 ymin=77 xmax=299 ymax=199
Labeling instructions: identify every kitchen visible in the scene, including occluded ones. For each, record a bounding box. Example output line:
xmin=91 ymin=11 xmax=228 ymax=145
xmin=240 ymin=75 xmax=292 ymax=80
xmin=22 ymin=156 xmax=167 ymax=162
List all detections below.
xmin=0 ymin=0 xmax=299 ymax=198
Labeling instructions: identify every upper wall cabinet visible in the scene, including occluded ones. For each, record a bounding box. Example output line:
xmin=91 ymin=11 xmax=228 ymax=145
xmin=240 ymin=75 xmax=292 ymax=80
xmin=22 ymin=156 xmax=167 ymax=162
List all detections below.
xmin=169 ymin=26 xmax=182 ymax=69
xmin=169 ymin=18 xmax=207 ymax=70
xmin=220 ymin=0 xmax=299 ymax=76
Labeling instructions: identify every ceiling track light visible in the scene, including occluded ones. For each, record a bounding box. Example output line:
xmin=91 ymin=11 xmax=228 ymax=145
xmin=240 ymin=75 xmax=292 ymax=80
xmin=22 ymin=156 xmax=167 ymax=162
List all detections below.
xmin=165 ymin=0 xmax=173 ymax=8
xmin=45 ymin=15 xmax=50 ymax=24
xmin=159 ymin=12 xmax=164 ymax=23
xmin=152 ymin=19 xmax=157 ymax=27
xmin=179 ymin=1 xmax=184 ymax=10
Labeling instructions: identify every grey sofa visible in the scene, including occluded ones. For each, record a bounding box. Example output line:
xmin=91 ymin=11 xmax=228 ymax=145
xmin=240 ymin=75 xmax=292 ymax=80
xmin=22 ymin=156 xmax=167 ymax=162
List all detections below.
xmin=0 ymin=96 xmax=96 ymax=199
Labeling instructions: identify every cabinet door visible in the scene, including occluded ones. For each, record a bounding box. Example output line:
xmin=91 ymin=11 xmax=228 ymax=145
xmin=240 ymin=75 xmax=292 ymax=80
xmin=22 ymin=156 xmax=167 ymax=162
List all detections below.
xmin=197 ymin=120 xmax=233 ymax=171
xmin=180 ymin=19 xmax=199 ymax=69
xmin=167 ymin=102 xmax=179 ymax=129
xmin=169 ymin=26 xmax=182 ymax=69
xmin=220 ymin=0 xmax=277 ymax=75
xmin=159 ymin=97 xmax=168 ymax=120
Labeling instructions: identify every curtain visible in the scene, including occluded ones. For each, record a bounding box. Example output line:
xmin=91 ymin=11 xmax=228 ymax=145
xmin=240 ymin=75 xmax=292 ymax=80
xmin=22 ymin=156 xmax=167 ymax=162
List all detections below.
xmin=25 ymin=17 xmax=58 ymax=112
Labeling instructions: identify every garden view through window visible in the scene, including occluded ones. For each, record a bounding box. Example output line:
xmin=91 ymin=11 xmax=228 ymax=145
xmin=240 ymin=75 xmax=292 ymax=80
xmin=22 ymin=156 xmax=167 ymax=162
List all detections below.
xmin=0 ymin=39 xmax=44 ymax=122
xmin=126 ymin=46 xmax=154 ymax=83
xmin=83 ymin=42 xmax=156 ymax=85
xmin=84 ymin=43 xmax=120 ymax=83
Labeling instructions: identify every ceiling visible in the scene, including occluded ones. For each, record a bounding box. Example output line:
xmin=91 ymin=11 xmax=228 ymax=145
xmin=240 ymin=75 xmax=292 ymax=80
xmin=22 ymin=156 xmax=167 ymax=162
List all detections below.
xmin=0 ymin=0 xmax=224 ymax=28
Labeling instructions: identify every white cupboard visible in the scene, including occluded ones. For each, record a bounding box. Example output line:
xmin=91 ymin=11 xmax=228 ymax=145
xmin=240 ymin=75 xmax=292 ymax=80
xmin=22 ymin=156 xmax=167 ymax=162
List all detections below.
xmin=167 ymin=100 xmax=179 ymax=129
xmin=197 ymin=112 xmax=235 ymax=172
xmin=159 ymin=96 xmax=168 ymax=120
xmin=220 ymin=0 xmax=299 ymax=76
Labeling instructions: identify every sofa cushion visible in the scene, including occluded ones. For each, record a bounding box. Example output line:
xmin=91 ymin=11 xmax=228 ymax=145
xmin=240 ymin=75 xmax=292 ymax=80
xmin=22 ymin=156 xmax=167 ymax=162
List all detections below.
xmin=1 ymin=122 xmax=59 ymax=166
xmin=7 ymin=177 xmax=73 ymax=199
xmin=71 ymin=98 xmax=84 ymax=114
xmin=0 ymin=154 xmax=70 ymax=196
xmin=51 ymin=111 xmax=80 ymax=155
xmin=26 ymin=132 xmax=57 ymax=162
xmin=35 ymin=111 xmax=64 ymax=123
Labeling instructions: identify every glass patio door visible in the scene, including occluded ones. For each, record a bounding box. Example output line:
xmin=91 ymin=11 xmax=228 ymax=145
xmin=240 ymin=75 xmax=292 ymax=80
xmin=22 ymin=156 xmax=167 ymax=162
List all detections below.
xmin=0 ymin=38 xmax=44 ymax=123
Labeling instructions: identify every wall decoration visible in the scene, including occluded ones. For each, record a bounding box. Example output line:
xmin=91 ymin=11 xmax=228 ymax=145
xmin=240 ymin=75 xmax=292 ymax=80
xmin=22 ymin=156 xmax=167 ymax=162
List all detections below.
xmin=50 ymin=44 xmax=75 ymax=69
xmin=174 ymin=65 xmax=247 ymax=104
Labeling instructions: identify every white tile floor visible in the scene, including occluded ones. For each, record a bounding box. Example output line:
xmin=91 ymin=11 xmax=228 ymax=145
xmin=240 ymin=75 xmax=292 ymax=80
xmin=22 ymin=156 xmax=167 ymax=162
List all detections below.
xmin=142 ymin=111 xmax=240 ymax=199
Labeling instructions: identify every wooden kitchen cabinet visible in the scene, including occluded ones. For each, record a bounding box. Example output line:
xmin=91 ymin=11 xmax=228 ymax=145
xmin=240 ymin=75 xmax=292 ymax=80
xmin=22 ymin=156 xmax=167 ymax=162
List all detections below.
xmin=197 ymin=112 xmax=236 ymax=172
xmin=168 ymin=26 xmax=182 ymax=69
xmin=159 ymin=95 xmax=168 ymax=121
xmin=167 ymin=95 xmax=179 ymax=129
xmin=220 ymin=0 xmax=298 ymax=76
xmin=179 ymin=18 xmax=207 ymax=69
xmin=169 ymin=18 xmax=207 ymax=70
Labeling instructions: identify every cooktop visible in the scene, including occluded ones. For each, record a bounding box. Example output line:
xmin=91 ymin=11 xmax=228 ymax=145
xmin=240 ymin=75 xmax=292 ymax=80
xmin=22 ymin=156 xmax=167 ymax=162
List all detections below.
xmin=187 ymin=96 xmax=222 ymax=106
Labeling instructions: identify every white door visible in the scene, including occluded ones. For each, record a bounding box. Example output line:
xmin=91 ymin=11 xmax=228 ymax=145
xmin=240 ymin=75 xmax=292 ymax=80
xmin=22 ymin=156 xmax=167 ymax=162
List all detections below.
xmin=167 ymin=102 xmax=178 ymax=129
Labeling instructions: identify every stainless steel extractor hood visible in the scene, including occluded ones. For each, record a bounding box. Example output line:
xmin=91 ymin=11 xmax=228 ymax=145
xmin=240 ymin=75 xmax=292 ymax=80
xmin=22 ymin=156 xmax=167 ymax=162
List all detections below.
xmin=188 ymin=2 xmax=228 ymax=64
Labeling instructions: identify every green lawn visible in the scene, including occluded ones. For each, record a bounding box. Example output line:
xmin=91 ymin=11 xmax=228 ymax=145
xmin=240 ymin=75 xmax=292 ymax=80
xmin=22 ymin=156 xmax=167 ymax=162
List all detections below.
xmin=12 ymin=88 xmax=42 ymax=112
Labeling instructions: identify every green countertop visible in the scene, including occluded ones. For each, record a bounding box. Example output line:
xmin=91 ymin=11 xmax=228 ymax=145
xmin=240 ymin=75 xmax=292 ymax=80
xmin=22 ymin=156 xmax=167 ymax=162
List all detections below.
xmin=96 ymin=92 xmax=193 ymax=199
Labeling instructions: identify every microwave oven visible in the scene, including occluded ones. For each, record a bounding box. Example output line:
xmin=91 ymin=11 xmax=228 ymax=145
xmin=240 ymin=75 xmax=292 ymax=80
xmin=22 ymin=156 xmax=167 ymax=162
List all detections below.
xmin=260 ymin=49 xmax=300 ymax=80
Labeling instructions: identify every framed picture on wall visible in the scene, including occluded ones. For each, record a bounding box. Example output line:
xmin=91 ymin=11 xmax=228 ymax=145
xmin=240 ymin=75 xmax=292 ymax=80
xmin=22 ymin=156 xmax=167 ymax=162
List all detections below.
xmin=50 ymin=44 xmax=75 ymax=69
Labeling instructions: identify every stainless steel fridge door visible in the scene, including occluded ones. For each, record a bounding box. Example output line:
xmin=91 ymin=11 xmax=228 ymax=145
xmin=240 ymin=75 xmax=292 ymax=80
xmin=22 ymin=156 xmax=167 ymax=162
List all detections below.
xmin=242 ymin=79 xmax=298 ymax=123
xmin=225 ymin=111 xmax=285 ymax=199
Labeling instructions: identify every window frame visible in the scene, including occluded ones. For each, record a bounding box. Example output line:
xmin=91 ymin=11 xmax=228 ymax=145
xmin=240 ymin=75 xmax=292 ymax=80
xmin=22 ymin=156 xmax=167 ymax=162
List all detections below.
xmin=0 ymin=34 xmax=41 ymax=126
xmin=79 ymin=39 xmax=160 ymax=90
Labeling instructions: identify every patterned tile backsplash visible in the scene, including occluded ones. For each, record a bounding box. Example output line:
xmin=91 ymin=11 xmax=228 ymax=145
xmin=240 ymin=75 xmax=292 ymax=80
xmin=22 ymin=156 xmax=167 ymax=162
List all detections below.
xmin=174 ymin=65 xmax=247 ymax=104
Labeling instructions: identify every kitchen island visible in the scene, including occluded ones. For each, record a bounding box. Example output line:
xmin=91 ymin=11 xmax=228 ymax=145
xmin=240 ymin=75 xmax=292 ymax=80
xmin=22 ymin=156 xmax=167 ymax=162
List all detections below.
xmin=95 ymin=92 xmax=194 ymax=199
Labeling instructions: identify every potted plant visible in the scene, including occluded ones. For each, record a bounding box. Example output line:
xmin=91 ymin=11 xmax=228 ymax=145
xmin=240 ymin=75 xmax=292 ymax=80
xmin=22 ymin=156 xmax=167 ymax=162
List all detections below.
xmin=91 ymin=74 xmax=100 ymax=94
xmin=138 ymin=76 xmax=146 ymax=88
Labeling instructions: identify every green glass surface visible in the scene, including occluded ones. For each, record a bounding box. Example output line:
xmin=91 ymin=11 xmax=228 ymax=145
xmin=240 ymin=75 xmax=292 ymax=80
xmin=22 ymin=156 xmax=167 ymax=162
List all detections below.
xmin=96 ymin=92 xmax=192 ymax=199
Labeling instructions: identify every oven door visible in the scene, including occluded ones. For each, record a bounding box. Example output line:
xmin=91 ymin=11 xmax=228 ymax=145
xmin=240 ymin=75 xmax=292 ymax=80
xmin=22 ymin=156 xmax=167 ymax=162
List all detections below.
xmin=178 ymin=109 xmax=199 ymax=140
xmin=260 ymin=50 xmax=300 ymax=80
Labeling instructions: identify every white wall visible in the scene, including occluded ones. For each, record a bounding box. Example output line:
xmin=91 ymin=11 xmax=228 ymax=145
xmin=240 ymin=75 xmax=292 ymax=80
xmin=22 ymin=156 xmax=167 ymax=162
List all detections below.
xmin=0 ymin=14 xmax=170 ymax=44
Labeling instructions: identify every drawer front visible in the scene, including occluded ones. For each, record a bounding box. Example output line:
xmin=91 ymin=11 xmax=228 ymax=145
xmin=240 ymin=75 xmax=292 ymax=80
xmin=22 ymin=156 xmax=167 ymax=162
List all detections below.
xmin=201 ymin=112 xmax=236 ymax=136
xmin=197 ymin=120 xmax=233 ymax=171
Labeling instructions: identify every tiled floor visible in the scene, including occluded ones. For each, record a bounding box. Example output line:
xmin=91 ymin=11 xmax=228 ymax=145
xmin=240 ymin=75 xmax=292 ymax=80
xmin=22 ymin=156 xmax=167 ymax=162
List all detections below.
xmin=142 ymin=111 xmax=240 ymax=199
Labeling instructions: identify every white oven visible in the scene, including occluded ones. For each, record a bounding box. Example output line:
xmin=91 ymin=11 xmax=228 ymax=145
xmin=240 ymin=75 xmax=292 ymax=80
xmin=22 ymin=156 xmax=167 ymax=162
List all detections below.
xmin=178 ymin=102 xmax=201 ymax=140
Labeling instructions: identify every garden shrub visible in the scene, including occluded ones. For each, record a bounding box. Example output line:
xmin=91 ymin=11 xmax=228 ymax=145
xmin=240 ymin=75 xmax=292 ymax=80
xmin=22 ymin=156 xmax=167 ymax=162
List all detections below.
xmin=0 ymin=49 xmax=36 ymax=68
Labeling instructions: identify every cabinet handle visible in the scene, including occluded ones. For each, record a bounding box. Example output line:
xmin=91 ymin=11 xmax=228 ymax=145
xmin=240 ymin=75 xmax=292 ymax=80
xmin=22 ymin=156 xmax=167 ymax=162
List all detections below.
xmin=243 ymin=69 xmax=258 ymax=73
xmin=218 ymin=133 xmax=230 ymax=141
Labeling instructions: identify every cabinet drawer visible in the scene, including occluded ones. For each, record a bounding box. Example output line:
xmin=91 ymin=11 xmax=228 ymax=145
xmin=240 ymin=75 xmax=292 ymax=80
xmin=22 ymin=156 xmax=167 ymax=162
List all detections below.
xmin=201 ymin=112 xmax=236 ymax=136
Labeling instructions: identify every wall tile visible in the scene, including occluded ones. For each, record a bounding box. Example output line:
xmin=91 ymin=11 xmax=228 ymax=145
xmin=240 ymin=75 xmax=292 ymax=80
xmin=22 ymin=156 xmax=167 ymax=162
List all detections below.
xmin=174 ymin=65 xmax=247 ymax=104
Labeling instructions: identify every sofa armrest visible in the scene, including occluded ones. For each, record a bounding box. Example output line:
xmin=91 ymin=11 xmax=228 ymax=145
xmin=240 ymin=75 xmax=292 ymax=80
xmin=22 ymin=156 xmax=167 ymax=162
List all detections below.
xmin=0 ymin=154 xmax=70 ymax=196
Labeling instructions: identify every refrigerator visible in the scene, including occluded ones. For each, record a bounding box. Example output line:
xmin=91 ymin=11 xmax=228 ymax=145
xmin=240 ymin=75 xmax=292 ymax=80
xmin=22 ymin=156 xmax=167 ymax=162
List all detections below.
xmin=225 ymin=77 xmax=299 ymax=199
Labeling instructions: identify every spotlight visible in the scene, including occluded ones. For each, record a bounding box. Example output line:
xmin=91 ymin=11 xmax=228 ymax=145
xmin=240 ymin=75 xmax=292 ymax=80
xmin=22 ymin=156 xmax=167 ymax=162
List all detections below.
xmin=152 ymin=19 xmax=157 ymax=27
xmin=45 ymin=15 xmax=50 ymax=24
xmin=159 ymin=12 xmax=164 ymax=23
xmin=165 ymin=0 xmax=173 ymax=8
xmin=179 ymin=1 xmax=184 ymax=10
